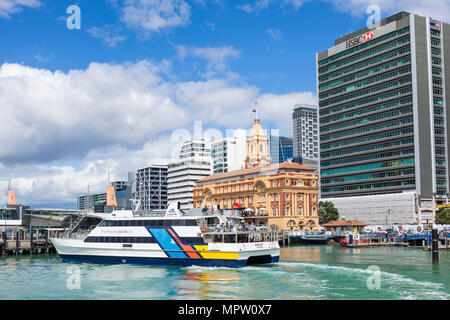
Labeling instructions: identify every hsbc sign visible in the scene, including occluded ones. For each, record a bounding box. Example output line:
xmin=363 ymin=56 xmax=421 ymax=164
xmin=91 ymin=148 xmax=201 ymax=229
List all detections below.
xmin=346 ymin=31 xmax=374 ymax=49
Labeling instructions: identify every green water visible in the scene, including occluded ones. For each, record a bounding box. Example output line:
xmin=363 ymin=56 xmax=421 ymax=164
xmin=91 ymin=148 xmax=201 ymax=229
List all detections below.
xmin=0 ymin=246 xmax=448 ymax=300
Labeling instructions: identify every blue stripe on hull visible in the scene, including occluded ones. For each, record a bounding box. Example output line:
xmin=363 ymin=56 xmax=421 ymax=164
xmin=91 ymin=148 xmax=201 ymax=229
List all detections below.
xmin=60 ymin=254 xmax=249 ymax=268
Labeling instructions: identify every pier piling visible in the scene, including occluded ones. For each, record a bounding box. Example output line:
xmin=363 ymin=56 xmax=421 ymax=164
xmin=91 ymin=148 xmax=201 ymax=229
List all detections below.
xmin=30 ymin=230 xmax=33 ymax=255
xmin=15 ymin=231 xmax=19 ymax=255
xmin=45 ymin=230 xmax=49 ymax=254
xmin=1 ymin=232 xmax=6 ymax=256
xmin=432 ymin=229 xmax=439 ymax=264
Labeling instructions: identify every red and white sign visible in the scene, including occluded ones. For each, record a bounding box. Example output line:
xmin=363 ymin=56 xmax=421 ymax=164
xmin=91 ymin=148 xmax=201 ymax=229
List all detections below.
xmin=363 ymin=32 xmax=374 ymax=41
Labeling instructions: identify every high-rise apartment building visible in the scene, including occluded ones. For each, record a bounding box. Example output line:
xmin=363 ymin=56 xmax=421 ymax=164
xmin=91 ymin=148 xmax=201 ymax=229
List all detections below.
xmin=211 ymin=129 xmax=247 ymax=174
xmin=135 ymin=165 xmax=168 ymax=211
xmin=168 ymin=140 xmax=212 ymax=209
xmin=292 ymin=104 xmax=319 ymax=168
xmin=317 ymin=11 xmax=449 ymax=224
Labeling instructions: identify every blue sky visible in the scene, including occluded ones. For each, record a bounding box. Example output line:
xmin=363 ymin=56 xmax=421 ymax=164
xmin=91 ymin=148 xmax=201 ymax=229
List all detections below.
xmin=1 ymin=0 xmax=449 ymax=208
xmin=1 ymin=0 xmax=371 ymax=93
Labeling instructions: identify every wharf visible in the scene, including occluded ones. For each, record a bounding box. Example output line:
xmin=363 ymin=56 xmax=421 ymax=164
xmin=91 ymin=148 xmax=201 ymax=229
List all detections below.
xmin=0 ymin=229 xmax=61 ymax=256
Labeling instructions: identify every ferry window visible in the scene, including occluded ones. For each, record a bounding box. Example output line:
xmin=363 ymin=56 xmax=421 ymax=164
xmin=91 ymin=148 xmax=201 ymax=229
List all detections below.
xmin=206 ymin=217 xmax=219 ymax=225
xmin=117 ymin=220 xmax=124 ymax=227
xmin=163 ymin=220 xmax=172 ymax=227
xmin=185 ymin=219 xmax=198 ymax=226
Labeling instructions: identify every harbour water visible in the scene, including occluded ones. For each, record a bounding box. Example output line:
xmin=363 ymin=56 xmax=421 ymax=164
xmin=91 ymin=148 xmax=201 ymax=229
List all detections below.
xmin=0 ymin=245 xmax=449 ymax=300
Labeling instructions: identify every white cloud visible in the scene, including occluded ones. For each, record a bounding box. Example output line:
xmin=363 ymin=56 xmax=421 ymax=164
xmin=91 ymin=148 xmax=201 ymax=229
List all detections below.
xmin=266 ymin=28 xmax=282 ymax=40
xmin=176 ymin=44 xmax=241 ymax=79
xmin=119 ymin=0 xmax=191 ymax=33
xmin=0 ymin=0 xmax=40 ymax=18
xmin=237 ymin=0 xmax=450 ymax=22
xmin=282 ymin=0 xmax=308 ymax=10
xmin=87 ymin=25 xmax=127 ymax=47
xmin=237 ymin=0 xmax=308 ymax=13
xmin=0 ymin=60 xmax=315 ymax=207
xmin=236 ymin=0 xmax=272 ymax=13
xmin=325 ymin=0 xmax=450 ymax=22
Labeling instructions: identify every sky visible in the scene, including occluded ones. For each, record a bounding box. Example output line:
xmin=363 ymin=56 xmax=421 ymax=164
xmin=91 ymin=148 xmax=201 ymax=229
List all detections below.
xmin=1 ymin=0 xmax=450 ymax=208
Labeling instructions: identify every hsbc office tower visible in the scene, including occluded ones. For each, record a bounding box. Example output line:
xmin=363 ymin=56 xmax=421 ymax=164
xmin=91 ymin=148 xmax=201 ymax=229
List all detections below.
xmin=317 ymin=12 xmax=450 ymax=225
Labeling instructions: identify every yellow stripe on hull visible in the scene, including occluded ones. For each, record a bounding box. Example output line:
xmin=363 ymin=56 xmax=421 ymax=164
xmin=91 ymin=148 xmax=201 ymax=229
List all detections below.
xmin=193 ymin=245 xmax=239 ymax=260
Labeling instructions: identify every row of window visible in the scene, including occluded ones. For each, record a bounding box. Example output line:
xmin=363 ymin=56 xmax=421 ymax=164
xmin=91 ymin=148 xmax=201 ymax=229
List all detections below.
xmin=321 ymin=106 xmax=413 ymax=134
xmin=318 ymin=27 xmax=410 ymax=66
xmin=321 ymin=76 xmax=411 ymax=108
xmin=322 ymin=169 xmax=415 ymax=184
xmin=99 ymin=219 xmax=199 ymax=227
xmin=321 ymin=148 xmax=415 ymax=168
xmin=84 ymin=236 xmax=204 ymax=244
xmin=322 ymin=158 xmax=415 ymax=176
xmin=319 ymin=36 xmax=410 ymax=75
xmin=322 ymin=117 xmax=413 ymax=142
xmin=319 ymin=55 xmax=411 ymax=92
xmin=320 ymin=85 xmax=412 ymax=117
xmin=322 ymin=179 xmax=415 ymax=193
xmin=321 ymin=128 xmax=414 ymax=151
xmin=319 ymin=45 xmax=410 ymax=83
xmin=431 ymin=39 xmax=441 ymax=47
xmin=321 ymin=138 xmax=414 ymax=160
xmin=320 ymin=65 xmax=411 ymax=99
xmin=431 ymin=48 xmax=441 ymax=56
xmin=321 ymin=96 xmax=412 ymax=125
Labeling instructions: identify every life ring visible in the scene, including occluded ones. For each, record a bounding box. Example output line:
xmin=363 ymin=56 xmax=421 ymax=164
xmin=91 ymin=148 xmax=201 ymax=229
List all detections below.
xmin=231 ymin=210 xmax=235 ymax=215
xmin=417 ymin=226 xmax=422 ymax=232
xmin=210 ymin=208 xmax=214 ymax=215
xmin=201 ymin=225 xmax=208 ymax=232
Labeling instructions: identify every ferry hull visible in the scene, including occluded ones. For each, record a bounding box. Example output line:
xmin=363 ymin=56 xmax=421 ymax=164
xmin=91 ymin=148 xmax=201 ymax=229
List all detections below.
xmin=51 ymin=238 xmax=280 ymax=268
xmin=59 ymin=254 xmax=279 ymax=268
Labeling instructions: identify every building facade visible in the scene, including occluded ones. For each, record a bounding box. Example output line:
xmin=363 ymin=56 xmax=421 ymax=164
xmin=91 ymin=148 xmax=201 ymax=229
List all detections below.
xmin=317 ymin=11 xmax=450 ymax=224
xmin=193 ymin=120 xmax=319 ymax=231
xmin=168 ymin=140 xmax=212 ymax=210
xmin=270 ymin=135 xmax=294 ymax=164
xmin=136 ymin=165 xmax=168 ymax=211
xmin=77 ymin=174 xmax=135 ymax=211
xmin=211 ymin=129 xmax=247 ymax=174
xmin=193 ymin=162 xmax=319 ymax=231
xmin=292 ymin=104 xmax=319 ymax=168
xmin=77 ymin=192 xmax=107 ymax=211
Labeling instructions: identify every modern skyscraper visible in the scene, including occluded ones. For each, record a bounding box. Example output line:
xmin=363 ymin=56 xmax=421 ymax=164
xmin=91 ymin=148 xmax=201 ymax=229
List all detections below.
xmin=135 ymin=165 xmax=168 ymax=211
xmin=270 ymin=135 xmax=294 ymax=164
xmin=211 ymin=129 xmax=247 ymax=174
xmin=167 ymin=140 xmax=212 ymax=209
xmin=292 ymin=104 xmax=319 ymax=168
xmin=317 ymin=11 xmax=449 ymax=224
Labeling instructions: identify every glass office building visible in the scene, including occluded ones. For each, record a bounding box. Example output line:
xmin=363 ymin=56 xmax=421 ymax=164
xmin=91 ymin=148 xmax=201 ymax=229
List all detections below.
xmin=269 ymin=135 xmax=294 ymax=164
xmin=317 ymin=12 xmax=450 ymax=223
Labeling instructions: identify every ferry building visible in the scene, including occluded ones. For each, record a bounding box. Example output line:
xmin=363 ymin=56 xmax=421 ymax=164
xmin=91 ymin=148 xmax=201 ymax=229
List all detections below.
xmin=193 ymin=119 xmax=320 ymax=231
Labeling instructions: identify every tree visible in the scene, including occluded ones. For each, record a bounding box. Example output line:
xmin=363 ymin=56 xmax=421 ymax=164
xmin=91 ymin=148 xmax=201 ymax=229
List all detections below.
xmin=435 ymin=209 xmax=450 ymax=225
xmin=319 ymin=201 xmax=339 ymax=225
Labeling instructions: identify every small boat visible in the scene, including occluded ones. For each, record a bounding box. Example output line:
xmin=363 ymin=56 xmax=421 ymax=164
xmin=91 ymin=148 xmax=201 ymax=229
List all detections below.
xmin=50 ymin=203 xmax=280 ymax=268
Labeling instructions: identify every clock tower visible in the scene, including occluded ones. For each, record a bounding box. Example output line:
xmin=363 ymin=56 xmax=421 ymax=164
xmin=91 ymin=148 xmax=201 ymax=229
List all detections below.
xmin=245 ymin=119 xmax=270 ymax=168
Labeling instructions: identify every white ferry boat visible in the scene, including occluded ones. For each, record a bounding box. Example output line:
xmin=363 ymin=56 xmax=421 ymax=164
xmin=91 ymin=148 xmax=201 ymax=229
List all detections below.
xmin=50 ymin=203 xmax=280 ymax=268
